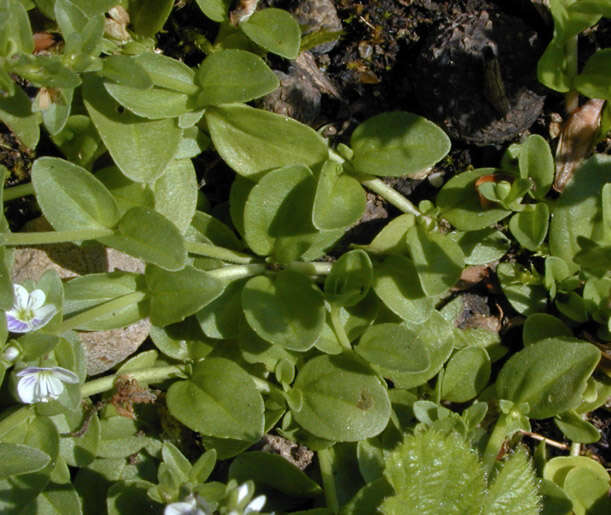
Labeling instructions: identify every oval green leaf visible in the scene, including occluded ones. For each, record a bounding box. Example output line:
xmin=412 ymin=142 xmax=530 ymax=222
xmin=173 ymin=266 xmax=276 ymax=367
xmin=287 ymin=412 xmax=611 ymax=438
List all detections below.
xmin=167 ymin=357 xmax=264 ymax=440
xmin=325 ymin=249 xmax=373 ymax=307
xmin=441 ymin=346 xmax=491 ymax=403
xmin=292 ymin=354 xmax=391 ymax=441
xmin=437 ymin=168 xmax=512 ymax=231
xmin=508 ymin=202 xmax=550 ymax=251
xmin=146 ymin=264 xmax=224 ymax=327
xmin=242 ymin=270 xmax=325 ymax=351
xmin=313 ymin=160 xmax=366 ymax=230
xmin=83 ymin=74 xmax=181 ymax=183
xmin=196 ymin=49 xmax=279 ymax=106
xmin=32 ymin=156 xmax=119 ymax=231
xmin=100 ymin=207 xmax=186 ymax=271
xmin=519 ymin=134 xmax=554 ymax=199
xmin=239 ymin=8 xmax=301 ymax=59
xmin=350 ymin=112 xmax=450 ymax=177
xmin=205 ymin=104 xmax=328 ymax=178
xmin=496 ymin=338 xmax=600 ymax=419
xmin=356 ymin=323 xmax=430 ymax=373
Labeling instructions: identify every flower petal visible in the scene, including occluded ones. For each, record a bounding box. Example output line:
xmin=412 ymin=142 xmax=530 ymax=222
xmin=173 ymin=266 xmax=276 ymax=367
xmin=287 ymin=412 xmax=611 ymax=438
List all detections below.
xmin=236 ymin=483 xmax=251 ymax=505
xmin=17 ymin=373 xmax=39 ymax=404
xmin=244 ymin=495 xmax=266 ymax=514
xmin=30 ymin=303 xmax=57 ymax=331
xmin=52 ymin=367 xmax=80 ymax=384
xmin=43 ymin=374 xmax=65 ymax=400
xmin=6 ymin=313 xmax=30 ymax=333
xmin=28 ymin=289 xmax=47 ymax=310
xmin=12 ymin=284 xmax=29 ymax=309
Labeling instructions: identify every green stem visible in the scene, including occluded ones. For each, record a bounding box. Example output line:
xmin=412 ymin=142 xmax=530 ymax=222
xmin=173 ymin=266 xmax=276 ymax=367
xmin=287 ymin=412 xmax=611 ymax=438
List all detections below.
xmin=3 ymin=182 xmax=34 ymax=201
xmin=207 ymin=264 xmax=266 ymax=282
xmin=570 ymin=442 xmax=581 ymax=456
xmin=330 ymin=304 xmax=351 ymax=351
xmin=54 ymin=292 xmax=146 ymax=333
xmin=318 ymin=447 xmax=340 ymax=514
xmin=81 ymin=365 xmax=187 ymax=397
xmin=185 ymin=240 xmax=256 ymax=264
xmin=483 ymin=413 xmax=509 ymax=473
xmin=360 ymin=177 xmax=428 ymax=219
xmin=1 ymin=228 xmax=114 ymax=246
xmin=284 ymin=261 xmax=333 ymax=276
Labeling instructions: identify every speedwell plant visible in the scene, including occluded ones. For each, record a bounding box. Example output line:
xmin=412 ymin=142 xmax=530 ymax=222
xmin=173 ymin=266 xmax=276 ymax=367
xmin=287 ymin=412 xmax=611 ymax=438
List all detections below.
xmin=0 ymin=0 xmax=609 ymax=514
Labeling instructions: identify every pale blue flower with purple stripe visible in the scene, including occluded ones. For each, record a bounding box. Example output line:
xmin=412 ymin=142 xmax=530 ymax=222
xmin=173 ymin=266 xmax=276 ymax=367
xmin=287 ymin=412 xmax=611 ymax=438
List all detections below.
xmin=5 ymin=284 xmax=57 ymax=333
xmin=16 ymin=366 xmax=79 ymax=404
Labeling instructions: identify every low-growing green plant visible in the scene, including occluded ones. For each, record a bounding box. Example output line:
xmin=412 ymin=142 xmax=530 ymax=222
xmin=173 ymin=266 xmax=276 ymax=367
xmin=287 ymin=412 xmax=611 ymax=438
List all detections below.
xmin=0 ymin=1 xmax=609 ymax=514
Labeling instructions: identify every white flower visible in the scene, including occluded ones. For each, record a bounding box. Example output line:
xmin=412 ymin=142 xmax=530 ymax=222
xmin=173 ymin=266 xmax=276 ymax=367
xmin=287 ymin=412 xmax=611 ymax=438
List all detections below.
xmin=16 ymin=366 xmax=79 ymax=404
xmin=165 ymin=494 xmax=213 ymax=515
xmin=2 ymin=345 xmax=20 ymax=362
xmin=5 ymin=284 xmax=57 ymax=333
xmin=229 ymin=483 xmax=267 ymax=515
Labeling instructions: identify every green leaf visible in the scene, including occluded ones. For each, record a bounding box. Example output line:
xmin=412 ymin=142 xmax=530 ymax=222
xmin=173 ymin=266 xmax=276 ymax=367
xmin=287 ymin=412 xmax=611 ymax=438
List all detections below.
xmin=292 ymin=354 xmax=391 ymax=442
xmin=372 ymin=254 xmax=434 ymax=324
xmin=350 ymin=112 xmax=450 ymax=177
xmin=550 ymin=154 xmax=611 ymax=271
xmin=496 ymin=338 xmax=600 ymax=419
xmin=242 ymin=270 xmax=325 ymax=351
xmin=100 ymin=207 xmax=186 ymax=270
xmin=450 ymin=229 xmax=510 ymax=265
xmin=482 ymin=448 xmax=540 ymax=515
xmin=205 ymin=104 xmax=328 ymax=178
xmin=0 ymin=443 xmax=50 ymax=479
xmin=153 ymin=159 xmax=197 ymax=234
xmin=21 ymin=483 xmax=83 ymax=514
xmin=554 ymin=410 xmax=600 ymax=444
xmin=9 ymin=54 xmax=81 ymax=89
xmin=0 ymin=84 xmax=40 ymax=149
xmin=563 ymin=466 xmax=611 ymax=515
xmin=130 ymin=0 xmax=173 ymax=37
xmin=106 ymin=480 xmax=157 ymax=515
xmin=522 ymin=313 xmax=572 ymax=346
xmin=95 ymin=165 xmax=154 ymax=215
xmin=239 ymin=8 xmax=301 ymax=59
xmin=196 ymin=49 xmax=279 ymax=106
xmin=380 ymin=429 xmax=486 ymax=515
xmin=63 ymin=272 xmax=146 ymax=331
xmin=519 ymin=134 xmax=554 ymax=199
xmin=32 ymin=156 xmax=120 ymax=231
xmin=496 ymin=262 xmax=547 ymax=316
xmin=313 ymin=160 xmax=366 ymax=230
xmin=508 ymin=203 xmax=550 ymax=251
xmin=194 ymin=0 xmax=231 ymax=22
xmin=405 ymin=224 xmax=464 ymax=296
xmin=167 ymin=357 xmax=264 ymax=440
xmin=229 ymin=451 xmax=321 ymax=497
xmin=134 ymin=52 xmax=199 ymax=94
xmin=356 ymin=323 xmax=430 ymax=373
xmin=53 ymin=410 xmax=100 ymax=468
xmin=0 ymin=416 xmax=59 ymax=512
xmin=50 ymin=114 xmax=105 ymax=169
xmin=357 ymin=213 xmax=415 ymax=255
xmin=0 ymin=0 xmax=33 ymax=55
xmin=39 ymin=87 xmax=74 ymax=136
xmin=96 ymin=417 xmax=149 ymax=459
xmin=574 ymin=48 xmax=611 ymax=100
xmin=324 ymin=249 xmax=373 ymax=307
xmin=243 ymin=164 xmax=315 ymax=257
xmin=83 ymin=74 xmax=181 ymax=183
xmin=437 ymin=169 xmax=511 ymax=230
xmin=146 ymin=264 xmax=224 ymax=326
xmin=196 ymin=278 xmax=246 ymax=339
xmin=441 ymin=346 xmax=491 ymax=403
xmin=100 ymin=55 xmax=152 ymax=89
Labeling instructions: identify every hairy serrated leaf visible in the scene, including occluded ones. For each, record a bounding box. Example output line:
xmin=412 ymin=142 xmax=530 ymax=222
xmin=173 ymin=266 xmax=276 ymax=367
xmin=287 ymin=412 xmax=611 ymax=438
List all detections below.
xmin=380 ymin=430 xmax=486 ymax=515
xmin=482 ymin=448 xmax=541 ymax=515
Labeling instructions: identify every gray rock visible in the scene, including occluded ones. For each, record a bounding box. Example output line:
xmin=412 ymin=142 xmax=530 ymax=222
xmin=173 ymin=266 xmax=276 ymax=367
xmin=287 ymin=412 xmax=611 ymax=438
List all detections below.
xmin=11 ymin=217 xmax=150 ymax=376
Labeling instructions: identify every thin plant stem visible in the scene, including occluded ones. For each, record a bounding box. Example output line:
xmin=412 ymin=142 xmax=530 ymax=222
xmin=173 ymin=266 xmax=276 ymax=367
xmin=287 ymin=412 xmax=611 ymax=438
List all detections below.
xmin=54 ymin=292 xmax=146 ymax=333
xmin=330 ymin=304 xmax=352 ymax=351
xmin=207 ymin=264 xmax=267 ymax=282
xmin=80 ymin=365 xmax=187 ymax=397
xmin=285 ymin=261 xmax=333 ymax=276
xmin=318 ymin=447 xmax=340 ymax=514
xmin=185 ymin=240 xmax=256 ymax=264
xmin=3 ymin=182 xmax=35 ymax=201
xmin=1 ymin=228 xmax=114 ymax=246
xmin=565 ymin=35 xmax=579 ymax=114
xmin=360 ymin=177 xmax=429 ymax=220
xmin=519 ymin=430 xmax=569 ymax=451
xmin=483 ymin=413 xmax=509 ymax=473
